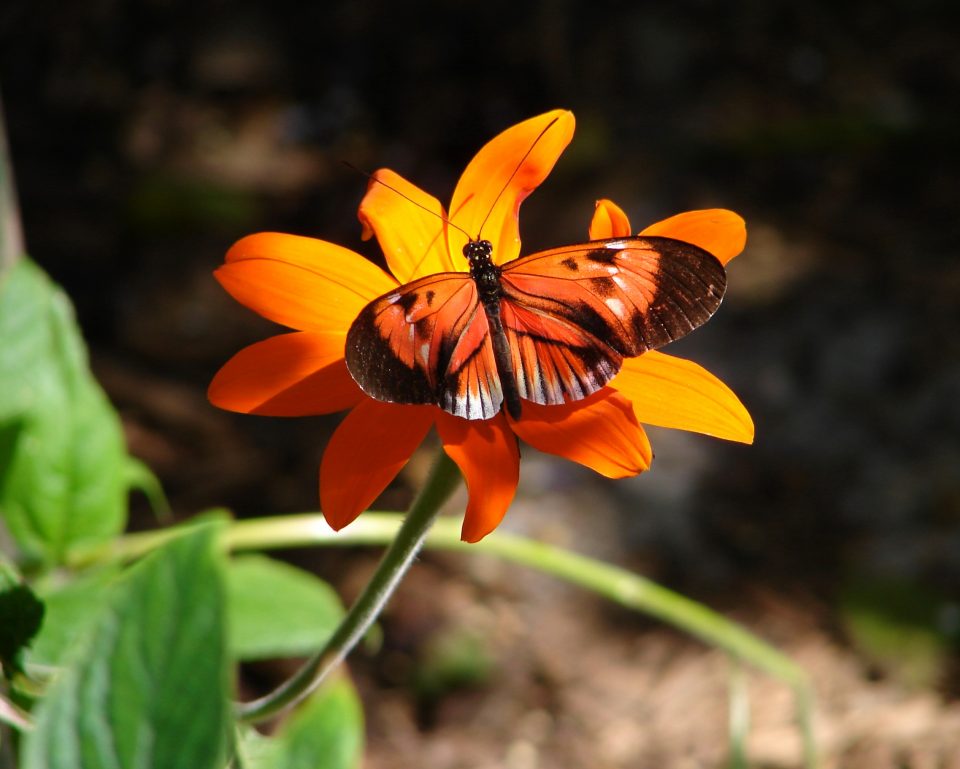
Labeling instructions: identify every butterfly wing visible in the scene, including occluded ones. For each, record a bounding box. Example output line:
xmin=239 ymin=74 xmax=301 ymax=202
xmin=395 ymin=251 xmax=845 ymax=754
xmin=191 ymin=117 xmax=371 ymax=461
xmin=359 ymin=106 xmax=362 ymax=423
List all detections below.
xmin=497 ymin=299 xmax=623 ymax=407
xmin=345 ymin=272 xmax=504 ymax=420
xmin=347 ymin=237 xmax=726 ymax=419
xmin=498 ymin=236 xmax=726 ymax=406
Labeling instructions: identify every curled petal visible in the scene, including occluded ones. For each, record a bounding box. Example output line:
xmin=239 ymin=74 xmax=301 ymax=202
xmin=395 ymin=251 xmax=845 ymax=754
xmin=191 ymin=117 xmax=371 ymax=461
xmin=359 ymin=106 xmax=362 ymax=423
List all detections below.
xmin=358 ymin=169 xmax=455 ymax=282
xmin=448 ymin=110 xmax=575 ymax=268
xmin=208 ymin=332 xmax=362 ymax=416
xmin=511 ymin=390 xmax=652 ymax=478
xmin=611 ymin=351 xmax=754 ymax=443
xmin=640 ymin=209 xmax=746 ymax=266
xmin=320 ymin=401 xmax=435 ymax=531
xmin=589 ymin=199 xmax=633 ymax=240
xmin=436 ymin=412 xmax=519 ymax=542
xmin=218 ymin=233 xmax=396 ymax=333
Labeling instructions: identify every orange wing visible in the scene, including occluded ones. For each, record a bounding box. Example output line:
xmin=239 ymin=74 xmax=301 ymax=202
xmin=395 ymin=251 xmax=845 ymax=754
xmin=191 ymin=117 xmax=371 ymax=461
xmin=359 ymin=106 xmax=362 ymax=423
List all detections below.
xmin=346 ymin=237 xmax=725 ymax=420
xmin=498 ymin=236 xmax=726 ymax=407
xmin=345 ymin=272 xmax=504 ymax=420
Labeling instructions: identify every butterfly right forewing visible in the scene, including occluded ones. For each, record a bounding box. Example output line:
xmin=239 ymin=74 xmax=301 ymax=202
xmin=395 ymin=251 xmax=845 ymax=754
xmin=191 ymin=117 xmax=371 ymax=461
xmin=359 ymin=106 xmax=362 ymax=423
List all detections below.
xmin=495 ymin=236 xmax=726 ymax=408
xmin=500 ymin=236 xmax=726 ymax=358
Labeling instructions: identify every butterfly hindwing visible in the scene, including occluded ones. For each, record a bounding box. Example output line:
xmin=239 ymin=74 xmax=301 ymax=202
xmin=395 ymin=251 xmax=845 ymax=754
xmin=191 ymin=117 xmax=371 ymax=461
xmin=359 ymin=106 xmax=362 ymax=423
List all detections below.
xmin=345 ymin=272 xmax=504 ymax=420
xmin=499 ymin=299 xmax=623 ymax=407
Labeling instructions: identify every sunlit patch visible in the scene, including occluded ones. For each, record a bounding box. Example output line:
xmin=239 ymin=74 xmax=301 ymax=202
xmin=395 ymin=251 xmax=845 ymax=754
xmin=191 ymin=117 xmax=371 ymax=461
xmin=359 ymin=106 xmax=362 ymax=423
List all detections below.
xmin=605 ymin=297 xmax=626 ymax=316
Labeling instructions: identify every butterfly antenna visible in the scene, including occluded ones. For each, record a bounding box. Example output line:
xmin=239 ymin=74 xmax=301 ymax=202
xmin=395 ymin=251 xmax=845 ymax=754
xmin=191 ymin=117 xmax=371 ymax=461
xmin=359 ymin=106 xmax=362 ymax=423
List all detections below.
xmin=475 ymin=115 xmax=560 ymax=240
xmin=341 ymin=161 xmax=474 ymax=242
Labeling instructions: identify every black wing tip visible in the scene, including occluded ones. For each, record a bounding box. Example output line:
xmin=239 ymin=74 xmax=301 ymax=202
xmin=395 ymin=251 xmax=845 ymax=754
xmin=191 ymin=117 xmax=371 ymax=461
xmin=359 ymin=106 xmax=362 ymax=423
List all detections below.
xmin=621 ymin=237 xmax=728 ymax=354
xmin=345 ymin=304 xmax=436 ymax=406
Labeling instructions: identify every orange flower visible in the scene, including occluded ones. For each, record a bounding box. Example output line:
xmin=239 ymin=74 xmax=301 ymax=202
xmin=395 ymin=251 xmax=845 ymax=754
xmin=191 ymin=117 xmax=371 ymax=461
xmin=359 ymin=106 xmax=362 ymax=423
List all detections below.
xmin=209 ymin=110 xmax=753 ymax=543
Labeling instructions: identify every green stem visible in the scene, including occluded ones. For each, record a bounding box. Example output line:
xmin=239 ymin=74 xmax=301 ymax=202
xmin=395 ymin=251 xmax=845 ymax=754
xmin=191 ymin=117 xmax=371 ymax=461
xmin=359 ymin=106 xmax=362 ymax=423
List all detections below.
xmin=727 ymin=659 xmax=749 ymax=769
xmin=223 ymin=513 xmax=817 ymax=766
xmin=222 ymin=513 xmax=802 ymax=682
xmin=234 ymin=450 xmax=462 ymax=723
xmin=77 ymin=496 xmax=817 ymax=765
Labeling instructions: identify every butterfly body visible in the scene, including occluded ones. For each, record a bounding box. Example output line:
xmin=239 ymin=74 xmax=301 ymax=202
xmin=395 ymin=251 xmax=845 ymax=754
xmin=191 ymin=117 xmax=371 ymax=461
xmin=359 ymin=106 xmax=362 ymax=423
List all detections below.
xmin=345 ymin=237 xmax=726 ymax=421
xmin=463 ymin=239 xmax=524 ymax=419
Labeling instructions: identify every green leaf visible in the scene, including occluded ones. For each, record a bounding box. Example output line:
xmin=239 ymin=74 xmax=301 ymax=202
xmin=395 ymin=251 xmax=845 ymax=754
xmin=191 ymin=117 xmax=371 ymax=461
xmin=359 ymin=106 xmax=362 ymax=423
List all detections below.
xmin=0 ymin=582 xmax=44 ymax=676
xmin=27 ymin=567 xmax=120 ymax=667
xmin=235 ymin=726 xmax=282 ymax=769
xmin=0 ymin=259 xmax=128 ymax=564
xmin=237 ymin=678 xmax=364 ymax=769
xmin=275 ymin=677 xmax=364 ymax=769
xmin=21 ymin=522 xmax=231 ymax=769
xmin=226 ymin=555 xmax=344 ymax=661
xmin=123 ymin=456 xmax=172 ymax=522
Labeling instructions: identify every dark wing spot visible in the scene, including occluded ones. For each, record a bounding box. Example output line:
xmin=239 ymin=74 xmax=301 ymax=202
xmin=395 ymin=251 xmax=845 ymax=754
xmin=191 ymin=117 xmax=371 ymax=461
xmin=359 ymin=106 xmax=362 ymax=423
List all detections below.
xmin=415 ymin=316 xmax=433 ymax=337
xmin=396 ymin=292 xmax=419 ymax=312
xmin=587 ymin=248 xmax=618 ymax=265
xmin=570 ymin=299 xmax=619 ymax=344
xmin=345 ymin=302 xmax=434 ymax=405
xmin=588 ymin=276 xmax=617 ymax=297
xmin=561 ymin=257 xmax=579 ymax=272
xmin=425 ymin=289 xmax=435 ymax=306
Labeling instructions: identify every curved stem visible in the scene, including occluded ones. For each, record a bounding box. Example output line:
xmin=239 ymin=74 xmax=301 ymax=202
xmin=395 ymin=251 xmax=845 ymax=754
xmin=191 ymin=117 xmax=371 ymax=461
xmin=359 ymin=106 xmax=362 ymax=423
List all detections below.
xmin=79 ymin=492 xmax=816 ymax=764
xmin=234 ymin=450 xmax=462 ymax=723
xmin=223 ymin=512 xmax=816 ymax=766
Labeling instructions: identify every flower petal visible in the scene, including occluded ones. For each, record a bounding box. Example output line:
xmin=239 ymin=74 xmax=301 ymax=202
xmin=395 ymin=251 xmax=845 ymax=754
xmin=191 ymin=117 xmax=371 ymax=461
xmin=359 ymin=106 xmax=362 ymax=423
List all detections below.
xmin=358 ymin=169 xmax=455 ymax=282
xmin=436 ymin=412 xmax=519 ymax=542
xmin=447 ymin=110 xmax=575 ymax=267
xmin=320 ymin=400 xmax=435 ymax=530
xmin=217 ymin=233 xmax=397 ymax=332
xmin=589 ymin=199 xmax=633 ymax=240
xmin=611 ymin=351 xmax=754 ymax=443
xmin=511 ymin=390 xmax=652 ymax=478
xmin=208 ymin=331 xmax=362 ymax=416
xmin=640 ymin=209 xmax=746 ymax=266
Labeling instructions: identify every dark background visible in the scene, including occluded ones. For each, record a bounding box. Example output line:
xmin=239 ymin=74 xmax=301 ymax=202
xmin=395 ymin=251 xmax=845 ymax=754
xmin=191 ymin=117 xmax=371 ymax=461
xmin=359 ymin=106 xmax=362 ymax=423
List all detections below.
xmin=3 ymin=1 xmax=959 ymax=765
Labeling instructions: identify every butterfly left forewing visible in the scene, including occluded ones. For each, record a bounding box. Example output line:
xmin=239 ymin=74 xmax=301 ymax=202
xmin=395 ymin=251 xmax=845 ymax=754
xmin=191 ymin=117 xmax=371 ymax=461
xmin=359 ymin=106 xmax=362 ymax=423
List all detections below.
xmin=345 ymin=272 xmax=505 ymax=420
xmin=500 ymin=236 xmax=726 ymax=359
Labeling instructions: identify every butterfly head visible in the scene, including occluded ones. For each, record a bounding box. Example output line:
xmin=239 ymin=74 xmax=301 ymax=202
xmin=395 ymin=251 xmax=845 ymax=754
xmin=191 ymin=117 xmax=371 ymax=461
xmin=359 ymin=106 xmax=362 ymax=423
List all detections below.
xmin=463 ymin=239 xmax=494 ymax=265
xmin=463 ymin=239 xmax=501 ymax=296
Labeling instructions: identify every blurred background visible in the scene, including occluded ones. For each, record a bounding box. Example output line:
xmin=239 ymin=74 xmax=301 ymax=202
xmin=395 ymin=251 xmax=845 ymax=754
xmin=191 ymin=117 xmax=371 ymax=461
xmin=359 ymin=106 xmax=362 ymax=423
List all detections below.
xmin=2 ymin=1 xmax=959 ymax=766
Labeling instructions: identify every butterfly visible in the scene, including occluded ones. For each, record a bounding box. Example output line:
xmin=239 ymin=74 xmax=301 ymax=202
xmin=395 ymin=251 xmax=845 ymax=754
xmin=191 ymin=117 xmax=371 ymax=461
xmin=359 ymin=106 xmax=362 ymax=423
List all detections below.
xmin=345 ymin=233 xmax=726 ymax=421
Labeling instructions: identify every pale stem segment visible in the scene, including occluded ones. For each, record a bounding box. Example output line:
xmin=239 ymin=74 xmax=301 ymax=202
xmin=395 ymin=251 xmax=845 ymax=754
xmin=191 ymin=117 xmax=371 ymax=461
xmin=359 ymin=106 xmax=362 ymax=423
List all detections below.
xmin=222 ymin=512 xmax=818 ymax=766
xmin=76 ymin=468 xmax=817 ymax=766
